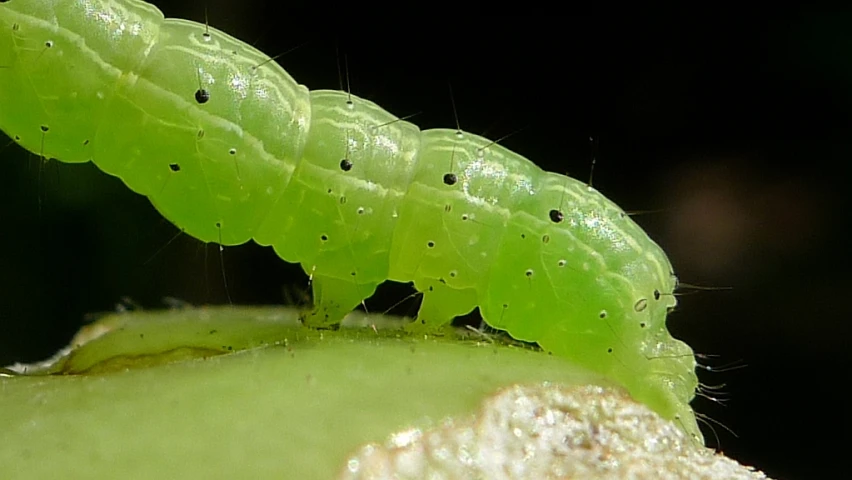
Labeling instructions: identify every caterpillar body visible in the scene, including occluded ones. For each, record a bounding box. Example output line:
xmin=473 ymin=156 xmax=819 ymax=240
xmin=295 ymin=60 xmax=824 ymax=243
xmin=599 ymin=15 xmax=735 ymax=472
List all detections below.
xmin=0 ymin=0 xmax=701 ymax=441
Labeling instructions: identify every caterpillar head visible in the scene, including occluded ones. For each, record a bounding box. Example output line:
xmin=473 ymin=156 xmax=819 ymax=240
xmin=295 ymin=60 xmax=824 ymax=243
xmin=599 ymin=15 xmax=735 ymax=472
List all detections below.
xmin=624 ymin=247 xmax=702 ymax=442
xmin=628 ymin=326 xmax=702 ymax=443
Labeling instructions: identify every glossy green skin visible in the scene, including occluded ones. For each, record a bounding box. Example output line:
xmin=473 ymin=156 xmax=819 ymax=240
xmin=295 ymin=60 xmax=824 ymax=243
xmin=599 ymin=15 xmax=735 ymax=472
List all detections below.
xmin=0 ymin=0 xmax=701 ymax=442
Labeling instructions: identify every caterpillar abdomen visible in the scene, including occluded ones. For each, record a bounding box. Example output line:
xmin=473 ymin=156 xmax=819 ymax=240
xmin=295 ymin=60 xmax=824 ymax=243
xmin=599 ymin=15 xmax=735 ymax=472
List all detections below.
xmin=0 ymin=0 xmax=701 ymax=442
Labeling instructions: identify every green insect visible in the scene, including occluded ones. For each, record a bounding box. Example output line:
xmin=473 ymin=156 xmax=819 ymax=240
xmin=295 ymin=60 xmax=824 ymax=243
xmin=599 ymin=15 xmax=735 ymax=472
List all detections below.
xmin=0 ymin=0 xmax=702 ymax=442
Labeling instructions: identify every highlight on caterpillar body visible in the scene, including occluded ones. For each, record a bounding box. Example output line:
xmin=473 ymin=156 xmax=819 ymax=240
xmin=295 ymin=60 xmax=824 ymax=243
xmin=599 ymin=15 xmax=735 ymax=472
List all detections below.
xmin=0 ymin=0 xmax=702 ymax=442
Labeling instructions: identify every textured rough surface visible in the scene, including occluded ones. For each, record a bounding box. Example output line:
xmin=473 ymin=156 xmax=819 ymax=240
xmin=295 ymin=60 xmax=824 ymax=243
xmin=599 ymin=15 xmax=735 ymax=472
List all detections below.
xmin=341 ymin=384 xmax=770 ymax=480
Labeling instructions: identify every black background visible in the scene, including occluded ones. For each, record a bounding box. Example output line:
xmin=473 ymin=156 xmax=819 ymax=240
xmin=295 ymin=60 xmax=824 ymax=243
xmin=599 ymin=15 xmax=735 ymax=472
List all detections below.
xmin=2 ymin=4 xmax=849 ymax=478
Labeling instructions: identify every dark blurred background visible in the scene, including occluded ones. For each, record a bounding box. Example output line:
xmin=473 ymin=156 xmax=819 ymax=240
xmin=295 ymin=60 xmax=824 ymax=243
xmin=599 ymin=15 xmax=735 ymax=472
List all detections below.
xmin=2 ymin=5 xmax=849 ymax=478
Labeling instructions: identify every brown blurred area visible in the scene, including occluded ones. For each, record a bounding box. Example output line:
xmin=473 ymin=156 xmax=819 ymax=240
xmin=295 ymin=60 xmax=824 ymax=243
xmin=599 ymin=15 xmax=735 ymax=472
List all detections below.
xmin=666 ymin=160 xmax=824 ymax=282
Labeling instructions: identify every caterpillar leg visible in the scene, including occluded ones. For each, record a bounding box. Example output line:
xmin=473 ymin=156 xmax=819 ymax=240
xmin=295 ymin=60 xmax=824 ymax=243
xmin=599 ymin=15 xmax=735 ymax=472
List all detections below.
xmin=303 ymin=273 xmax=379 ymax=327
xmin=406 ymin=279 xmax=478 ymax=333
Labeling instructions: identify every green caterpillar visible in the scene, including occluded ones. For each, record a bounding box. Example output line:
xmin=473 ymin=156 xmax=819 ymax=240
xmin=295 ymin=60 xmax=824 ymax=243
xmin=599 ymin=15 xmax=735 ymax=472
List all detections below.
xmin=0 ymin=0 xmax=702 ymax=442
